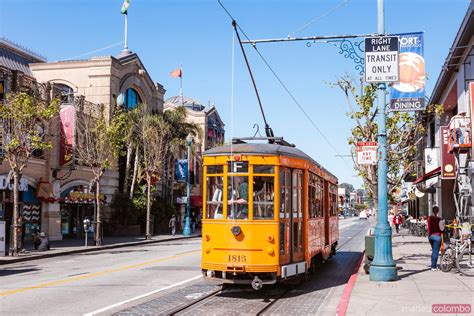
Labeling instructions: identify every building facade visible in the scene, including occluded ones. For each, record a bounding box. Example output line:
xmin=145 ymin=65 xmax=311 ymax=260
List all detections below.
xmin=415 ymin=4 xmax=473 ymax=222
xmin=164 ymin=96 xmax=225 ymax=228
xmin=1 ymin=37 xmax=166 ymax=244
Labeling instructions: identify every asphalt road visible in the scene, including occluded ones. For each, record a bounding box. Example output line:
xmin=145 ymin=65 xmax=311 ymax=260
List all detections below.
xmin=0 ymin=216 xmax=371 ymax=316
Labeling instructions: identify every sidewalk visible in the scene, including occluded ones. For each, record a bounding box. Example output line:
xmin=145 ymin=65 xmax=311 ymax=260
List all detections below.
xmin=1 ymin=231 xmax=201 ymax=265
xmin=346 ymin=232 xmax=473 ymax=315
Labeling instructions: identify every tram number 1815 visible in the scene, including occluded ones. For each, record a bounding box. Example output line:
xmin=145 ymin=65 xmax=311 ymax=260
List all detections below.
xmin=228 ymin=255 xmax=246 ymax=263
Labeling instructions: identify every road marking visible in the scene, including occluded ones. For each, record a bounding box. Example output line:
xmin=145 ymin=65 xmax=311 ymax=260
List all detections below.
xmin=84 ymin=275 xmax=203 ymax=316
xmin=0 ymin=249 xmax=200 ymax=298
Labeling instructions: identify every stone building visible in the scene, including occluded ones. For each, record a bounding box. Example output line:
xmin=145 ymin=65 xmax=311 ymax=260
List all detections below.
xmin=163 ymin=96 xmax=225 ymax=227
xmin=0 ymin=37 xmax=166 ymax=244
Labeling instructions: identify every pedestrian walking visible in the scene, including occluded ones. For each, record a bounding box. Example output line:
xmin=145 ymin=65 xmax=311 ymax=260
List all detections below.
xmin=169 ymin=214 xmax=177 ymax=236
xmin=427 ymin=206 xmax=443 ymax=271
xmin=392 ymin=211 xmax=403 ymax=233
xmin=388 ymin=211 xmax=394 ymax=228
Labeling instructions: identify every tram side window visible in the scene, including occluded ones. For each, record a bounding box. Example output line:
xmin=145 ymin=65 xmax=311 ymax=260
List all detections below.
xmin=227 ymin=175 xmax=249 ymax=219
xmin=206 ymin=176 xmax=223 ymax=219
xmin=329 ymin=185 xmax=338 ymax=216
xmin=309 ymin=174 xmax=316 ymax=219
xmin=279 ymin=169 xmax=291 ymax=219
xmin=253 ymin=176 xmax=274 ymax=220
xmin=316 ymin=177 xmax=323 ymax=217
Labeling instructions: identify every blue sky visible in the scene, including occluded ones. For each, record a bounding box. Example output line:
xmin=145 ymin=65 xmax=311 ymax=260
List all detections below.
xmin=0 ymin=0 xmax=469 ymax=188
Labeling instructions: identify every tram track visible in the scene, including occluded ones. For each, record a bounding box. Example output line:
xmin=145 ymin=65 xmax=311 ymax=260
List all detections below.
xmin=166 ymin=220 xmax=370 ymax=316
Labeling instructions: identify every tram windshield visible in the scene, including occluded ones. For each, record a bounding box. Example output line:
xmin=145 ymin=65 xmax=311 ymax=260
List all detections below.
xmin=227 ymin=176 xmax=249 ymax=219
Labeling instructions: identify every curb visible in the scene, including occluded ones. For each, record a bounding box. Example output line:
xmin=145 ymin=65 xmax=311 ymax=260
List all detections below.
xmin=0 ymin=235 xmax=202 ymax=265
xmin=336 ymin=250 xmax=365 ymax=316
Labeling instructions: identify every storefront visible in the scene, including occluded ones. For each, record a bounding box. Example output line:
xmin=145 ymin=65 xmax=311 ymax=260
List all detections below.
xmin=60 ymin=185 xmax=101 ymax=239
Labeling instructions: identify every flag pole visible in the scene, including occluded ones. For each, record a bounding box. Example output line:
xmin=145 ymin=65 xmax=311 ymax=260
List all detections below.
xmin=124 ymin=13 xmax=128 ymax=51
xmin=180 ymin=64 xmax=183 ymax=106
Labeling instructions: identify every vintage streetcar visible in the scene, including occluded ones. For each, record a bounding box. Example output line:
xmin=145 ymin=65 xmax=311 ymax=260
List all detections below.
xmin=201 ymin=137 xmax=339 ymax=290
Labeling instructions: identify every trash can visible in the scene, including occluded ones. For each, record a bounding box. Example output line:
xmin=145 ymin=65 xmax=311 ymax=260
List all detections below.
xmin=364 ymin=228 xmax=375 ymax=274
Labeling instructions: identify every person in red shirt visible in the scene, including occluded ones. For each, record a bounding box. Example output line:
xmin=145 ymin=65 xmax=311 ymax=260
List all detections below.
xmin=427 ymin=206 xmax=442 ymax=271
xmin=392 ymin=211 xmax=404 ymax=233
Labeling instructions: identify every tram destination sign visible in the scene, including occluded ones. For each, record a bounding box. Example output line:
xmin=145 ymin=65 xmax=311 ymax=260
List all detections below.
xmin=364 ymin=36 xmax=399 ymax=83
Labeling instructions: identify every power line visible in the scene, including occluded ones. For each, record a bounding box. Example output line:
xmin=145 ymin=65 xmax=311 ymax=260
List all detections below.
xmin=217 ymin=1 xmax=353 ymax=171
xmin=289 ymin=0 xmax=349 ymax=37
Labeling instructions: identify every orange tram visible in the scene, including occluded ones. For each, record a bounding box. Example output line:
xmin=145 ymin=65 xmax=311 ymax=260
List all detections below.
xmin=201 ymin=138 xmax=339 ymax=290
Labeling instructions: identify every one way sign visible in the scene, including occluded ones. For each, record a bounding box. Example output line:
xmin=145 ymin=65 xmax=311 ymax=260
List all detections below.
xmin=364 ymin=36 xmax=399 ymax=83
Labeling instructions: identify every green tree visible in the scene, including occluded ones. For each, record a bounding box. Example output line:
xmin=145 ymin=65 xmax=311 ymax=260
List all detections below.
xmin=334 ymin=76 xmax=442 ymax=215
xmin=0 ymin=91 xmax=59 ymax=256
xmin=74 ymin=102 xmax=126 ymax=245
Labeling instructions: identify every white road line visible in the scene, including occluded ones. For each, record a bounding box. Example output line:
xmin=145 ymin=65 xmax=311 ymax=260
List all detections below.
xmin=83 ymin=274 xmax=203 ymax=316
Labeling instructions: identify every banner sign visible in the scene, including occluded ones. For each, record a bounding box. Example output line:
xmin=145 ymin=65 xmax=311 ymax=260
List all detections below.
xmin=390 ymin=32 xmax=425 ymax=111
xmin=364 ymin=36 xmax=399 ymax=83
xmin=175 ymin=159 xmax=188 ymax=182
xmin=356 ymin=142 xmax=378 ymax=165
xmin=59 ymin=105 xmax=76 ymax=166
xmin=440 ymin=126 xmax=456 ymax=179
xmin=0 ymin=79 xmax=5 ymax=101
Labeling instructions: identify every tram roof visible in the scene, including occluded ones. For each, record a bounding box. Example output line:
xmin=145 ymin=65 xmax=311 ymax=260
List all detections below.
xmin=203 ymin=143 xmax=337 ymax=180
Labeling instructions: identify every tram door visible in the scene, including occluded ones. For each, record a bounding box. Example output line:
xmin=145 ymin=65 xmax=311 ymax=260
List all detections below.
xmin=291 ymin=170 xmax=304 ymax=263
xmin=323 ymin=180 xmax=330 ymax=246
xmin=279 ymin=168 xmax=291 ymax=266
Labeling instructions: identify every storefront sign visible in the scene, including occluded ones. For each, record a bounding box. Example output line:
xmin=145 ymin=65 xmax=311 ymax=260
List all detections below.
xmin=59 ymin=104 xmax=76 ymax=165
xmin=390 ymin=32 xmax=426 ymax=112
xmin=364 ymin=36 xmax=399 ymax=83
xmin=177 ymin=196 xmax=188 ymax=204
xmin=0 ymin=174 xmax=28 ymax=191
xmin=440 ymin=126 xmax=456 ymax=179
xmin=424 ymin=148 xmax=439 ymax=187
xmin=356 ymin=142 xmax=378 ymax=165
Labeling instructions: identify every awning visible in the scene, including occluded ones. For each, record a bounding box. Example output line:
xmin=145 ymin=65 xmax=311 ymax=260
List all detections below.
xmin=412 ymin=167 xmax=441 ymax=185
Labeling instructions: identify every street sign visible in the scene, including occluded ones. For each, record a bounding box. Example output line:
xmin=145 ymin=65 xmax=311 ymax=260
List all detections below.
xmin=356 ymin=142 xmax=378 ymax=165
xmin=364 ymin=36 xmax=399 ymax=83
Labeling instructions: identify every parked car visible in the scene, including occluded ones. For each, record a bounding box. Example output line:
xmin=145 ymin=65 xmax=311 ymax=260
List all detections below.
xmin=359 ymin=211 xmax=368 ymax=220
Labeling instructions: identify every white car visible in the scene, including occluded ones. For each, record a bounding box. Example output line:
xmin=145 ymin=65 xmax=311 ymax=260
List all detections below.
xmin=359 ymin=211 xmax=368 ymax=220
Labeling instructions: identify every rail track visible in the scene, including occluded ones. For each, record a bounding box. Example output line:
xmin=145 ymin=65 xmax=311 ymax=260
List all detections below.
xmin=167 ymin=220 xmax=368 ymax=316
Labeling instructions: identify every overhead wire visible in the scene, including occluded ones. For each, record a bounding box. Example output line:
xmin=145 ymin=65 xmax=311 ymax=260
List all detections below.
xmin=289 ymin=0 xmax=349 ymax=37
xmin=218 ymin=0 xmax=354 ymax=171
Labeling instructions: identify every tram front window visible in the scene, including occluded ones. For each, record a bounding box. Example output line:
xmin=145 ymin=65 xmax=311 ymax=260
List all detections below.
xmin=206 ymin=176 xmax=223 ymax=219
xmin=227 ymin=176 xmax=249 ymax=219
xmin=253 ymin=176 xmax=274 ymax=220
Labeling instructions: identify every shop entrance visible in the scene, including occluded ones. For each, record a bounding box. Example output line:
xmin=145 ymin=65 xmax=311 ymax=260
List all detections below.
xmin=60 ymin=203 xmax=94 ymax=239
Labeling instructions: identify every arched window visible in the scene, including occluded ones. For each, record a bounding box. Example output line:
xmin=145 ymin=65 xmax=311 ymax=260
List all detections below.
xmin=54 ymin=84 xmax=74 ymax=104
xmin=123 ymin=88 xmax=142 ymax=110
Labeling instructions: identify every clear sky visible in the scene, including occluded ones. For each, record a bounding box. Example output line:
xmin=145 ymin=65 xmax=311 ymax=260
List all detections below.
xmin=0 ymin=0 xmax=469 ymax=189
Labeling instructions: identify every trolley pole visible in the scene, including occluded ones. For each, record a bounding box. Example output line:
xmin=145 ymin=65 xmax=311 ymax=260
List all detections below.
xmin=183 ymin=136 xmax=192 ymax=236
xmin=369 ymin=0 xmax=397 ymax=281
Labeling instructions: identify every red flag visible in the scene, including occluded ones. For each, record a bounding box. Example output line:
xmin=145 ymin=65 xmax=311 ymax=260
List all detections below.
xmin=170 ymin=67 xmax=182 ymax=78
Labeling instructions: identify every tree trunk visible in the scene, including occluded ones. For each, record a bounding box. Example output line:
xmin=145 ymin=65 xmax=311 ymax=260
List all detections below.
xmin=11 ymin=171 xmax=20 ymax=256
xmin=145 ymin=176 xmax=152 ymax=240
xmin=95 ymin=180 xmax=102 ymax=246
xmin=123 ymin=145 xmax=133 ymax=194
xmin=130 ymin=150 xmax=139 ymax=200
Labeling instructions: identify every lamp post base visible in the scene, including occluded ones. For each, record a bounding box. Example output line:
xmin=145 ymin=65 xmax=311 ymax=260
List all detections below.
xmin=182 ymin=228 xmax=191 ymax=236
xmin=369 ymin=265 xmax=398 ymax=281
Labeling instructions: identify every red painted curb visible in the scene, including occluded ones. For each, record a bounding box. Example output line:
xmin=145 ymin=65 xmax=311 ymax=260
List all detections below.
xmin=336 ymin=251 xmax=365 ymax=316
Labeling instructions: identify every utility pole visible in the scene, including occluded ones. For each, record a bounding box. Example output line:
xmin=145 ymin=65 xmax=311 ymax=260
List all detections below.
xmin=369 ymin=0 xmax=397 ymax=282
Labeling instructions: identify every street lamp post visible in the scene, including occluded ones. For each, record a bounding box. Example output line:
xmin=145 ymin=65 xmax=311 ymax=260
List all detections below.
xmin=183 ymin=135 xmax=192 ymax=236
xmin=369 ymin=0 xmax=397 ymax=282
